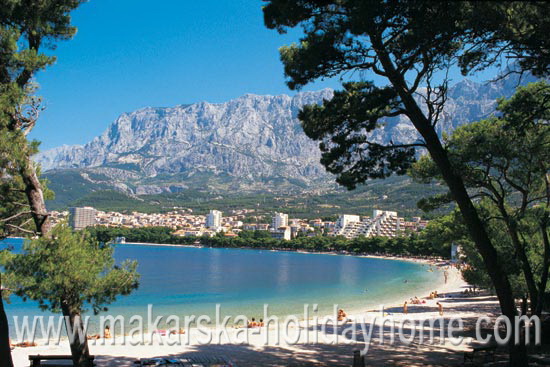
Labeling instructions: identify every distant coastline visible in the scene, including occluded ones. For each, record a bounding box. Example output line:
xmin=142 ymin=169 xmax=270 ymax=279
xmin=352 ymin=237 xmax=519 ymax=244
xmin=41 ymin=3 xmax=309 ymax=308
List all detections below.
xmin=117 ymin=240 xmax=448 ymax=267
xmin=5 ymin=236 xmax=449 ymax=266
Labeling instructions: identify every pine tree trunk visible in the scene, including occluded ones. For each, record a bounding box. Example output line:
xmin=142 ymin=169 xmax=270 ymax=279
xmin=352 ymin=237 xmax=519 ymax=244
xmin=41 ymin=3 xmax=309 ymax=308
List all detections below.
xmin=536 ymin=224 xmax=550 ymax=316
xmin=20 ymin=156 xmax=51 ymax=236
xmin=370 ymin=34 xmax=527 ymax=366
xmin=61 ymin=302 xmax=91 ymax=367
xmin=0 ymin=158 xmax=50 ymax=367
xmin=0 ymin=32 xmax=52 ymax=367
xmin=0 ymin=159 xmax=52 ymax=365
xmin=0 ymin=287 xmax=14 ymax=367
xmin=418 ymin=122 xmax=528 ymax=365
xmin=423 ymin=134 xmax=526 ymax=365
xmin=503 ymin=218 xmax=539 ymax=313
xmin=497 ymin=200 xmax=539 ymax=314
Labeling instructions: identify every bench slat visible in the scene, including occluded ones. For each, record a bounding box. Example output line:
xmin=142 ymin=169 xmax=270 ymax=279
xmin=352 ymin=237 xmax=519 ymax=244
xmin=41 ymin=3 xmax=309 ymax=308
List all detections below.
xmin=29 ymin=355 xmax=95 ymax=360
xmin=29 ymin=355 xmax=95 ymax=367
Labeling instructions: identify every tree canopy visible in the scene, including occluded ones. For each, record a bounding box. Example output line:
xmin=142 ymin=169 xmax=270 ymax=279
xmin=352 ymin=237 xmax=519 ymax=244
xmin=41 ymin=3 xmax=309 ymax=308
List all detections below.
xmin=411 ymin=81 xmax=550 ymax=314
xmin=0 ymin=0 xmax=85 ymax=237
xmin=1 ymin=224 xmax=139 ymax=366
xmin=1 ymin=3 xmax=85 ymax=364
xmin=263 ymin=2 xmax=550 ymax=363
xmin=2 ymin=225 xmax=139 ymax=314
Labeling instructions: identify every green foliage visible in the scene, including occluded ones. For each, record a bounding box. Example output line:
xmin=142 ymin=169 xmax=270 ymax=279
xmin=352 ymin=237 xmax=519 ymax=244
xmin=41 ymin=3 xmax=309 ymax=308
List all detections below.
xmin=263 ymin=1 xmax=459 ymax=192
xmin=300 ymin=82 xmax=417 ymax=189
xmin=411 ymin=83 xmax=550 ymax=308
xmin=266 ymin=1 xmax=464 ymax=88
xmin=457 ymin=2 xmax=550 ymax=77
xmin=0 ymin=0 xmax=85 ymax=119
xmin=263 ymin=9 xmax=547 ymax=359
xmin=69 ymin=190 xmax=154 ymax=213
xmin=1 ymin=224 xmax=139 ymax=315
xmin=1 ymin=2 xmax=93 ymax=366
xmin=264 ymin=0 xmax=549 ymax=194
xmin=42 ymin=171 xmax=114 ymax=209
xmin=411 ymin=81 xmax=550 ymax=230
xmin=1 ymin=0 xmax=85 ymax=238
xmin=265 ymin=1 xmax=550 ymax=83
xmin=87 ymin=226 xmax=177 ymax=245
xmin=420 ymin=205 xmax=525 ymax=294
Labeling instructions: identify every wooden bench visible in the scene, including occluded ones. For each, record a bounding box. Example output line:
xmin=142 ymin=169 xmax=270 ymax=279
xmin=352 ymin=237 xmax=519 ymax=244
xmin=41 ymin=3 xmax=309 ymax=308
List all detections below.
xmin=463 ymin=344 xmax=497 ymax=365
xmin=29 ymin=355 xmax=95 ymax=367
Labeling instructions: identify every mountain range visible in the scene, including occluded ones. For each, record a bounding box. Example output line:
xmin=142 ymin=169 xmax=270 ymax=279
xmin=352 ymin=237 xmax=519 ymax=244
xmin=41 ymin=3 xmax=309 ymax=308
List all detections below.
xmin=36 ymin=73 xmax=536 ymax=209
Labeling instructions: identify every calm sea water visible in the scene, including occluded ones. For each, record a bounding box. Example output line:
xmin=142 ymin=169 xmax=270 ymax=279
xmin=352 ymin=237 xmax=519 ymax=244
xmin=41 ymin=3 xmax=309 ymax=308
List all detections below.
xmin=1 ymin=238 xmax=441 ymax=336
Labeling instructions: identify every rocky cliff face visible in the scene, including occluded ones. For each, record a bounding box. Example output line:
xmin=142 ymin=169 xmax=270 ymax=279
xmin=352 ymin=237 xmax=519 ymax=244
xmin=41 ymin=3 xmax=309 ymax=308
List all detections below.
xmin=36 ymin=73 xmax=536 ymax=195
xmin=38 ymin=89 xmax=334 ymax=183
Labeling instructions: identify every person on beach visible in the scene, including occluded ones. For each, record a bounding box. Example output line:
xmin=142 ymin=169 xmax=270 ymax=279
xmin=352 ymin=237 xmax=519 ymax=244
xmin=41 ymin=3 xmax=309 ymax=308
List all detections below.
xmin=259 ymin=318 xmax=265 ymax=327
xmin=403 ymin=301 xmax=408 ymax=314
xmin=104 ymin=325 xmax=112 ymax=339
xmin=248 ymin=318 xmax=258 ymax=328
xmin=337 ymin=309 xmax=348 ymax=322
xmin=168 ymin=328 xmax=185 ymax=335
xmin=13 ymin=341 xmax=37 ymax=348
xmin=437 ymin=302 xmax=443 ymax=316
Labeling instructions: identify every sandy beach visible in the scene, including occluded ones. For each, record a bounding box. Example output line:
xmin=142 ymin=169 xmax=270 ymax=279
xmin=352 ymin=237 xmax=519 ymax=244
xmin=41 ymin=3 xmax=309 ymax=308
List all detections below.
xmin=9 ymin=265 xmax=506 ymax=367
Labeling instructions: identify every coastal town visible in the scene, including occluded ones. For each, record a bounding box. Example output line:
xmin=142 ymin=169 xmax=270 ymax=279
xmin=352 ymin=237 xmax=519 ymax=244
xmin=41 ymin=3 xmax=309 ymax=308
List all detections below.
xmin=56 ymin=206 xmax=429 ymax=240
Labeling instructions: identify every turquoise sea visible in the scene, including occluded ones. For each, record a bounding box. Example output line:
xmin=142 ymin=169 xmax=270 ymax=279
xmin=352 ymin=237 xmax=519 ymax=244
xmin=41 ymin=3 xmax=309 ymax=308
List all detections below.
xmin=1 ymin=238 xmax=442 ymax=337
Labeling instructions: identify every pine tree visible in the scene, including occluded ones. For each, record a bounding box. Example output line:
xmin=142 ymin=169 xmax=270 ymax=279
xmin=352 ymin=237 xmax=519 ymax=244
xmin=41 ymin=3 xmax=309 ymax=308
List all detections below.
xmin=1 ymin=225 xmax=140 ymax=367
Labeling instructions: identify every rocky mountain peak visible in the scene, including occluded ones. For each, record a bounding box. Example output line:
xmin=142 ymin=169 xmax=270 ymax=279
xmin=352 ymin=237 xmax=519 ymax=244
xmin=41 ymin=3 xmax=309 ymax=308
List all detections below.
xmin=35 ymin=74 xmax=533 ymax=196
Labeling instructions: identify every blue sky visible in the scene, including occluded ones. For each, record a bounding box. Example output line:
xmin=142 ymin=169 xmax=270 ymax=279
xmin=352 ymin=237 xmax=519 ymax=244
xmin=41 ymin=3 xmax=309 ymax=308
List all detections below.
xmin=32 ymin=0 xmax=342 ymax=149
xmin=31 ymin=0 xmax=493 ymax=150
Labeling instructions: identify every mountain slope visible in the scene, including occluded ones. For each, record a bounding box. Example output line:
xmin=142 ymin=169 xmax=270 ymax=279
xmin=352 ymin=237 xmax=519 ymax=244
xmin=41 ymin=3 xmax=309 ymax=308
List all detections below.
xmin=38 ymin=90 xmax=334 ymax=180
xmin=37 ymin=73 xmax=537 ymax=205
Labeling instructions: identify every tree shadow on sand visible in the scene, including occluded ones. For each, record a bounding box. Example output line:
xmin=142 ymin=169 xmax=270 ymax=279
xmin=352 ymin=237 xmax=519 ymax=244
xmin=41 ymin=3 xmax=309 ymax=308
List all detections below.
xmin=94 ymin=294 xmax=508 ymax=366
xmin=94 ymin=343 xmax=458 ymax=367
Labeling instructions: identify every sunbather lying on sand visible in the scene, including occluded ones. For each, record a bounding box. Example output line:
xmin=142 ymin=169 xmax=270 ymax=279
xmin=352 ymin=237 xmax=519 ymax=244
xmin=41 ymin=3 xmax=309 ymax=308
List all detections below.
xmin=337 ymin=309 xmax=348 ymax=322
xmin=247 ymin=318 xmax=258 ymax=328
xmin=13 ymin=341 xmax=37 ymax=348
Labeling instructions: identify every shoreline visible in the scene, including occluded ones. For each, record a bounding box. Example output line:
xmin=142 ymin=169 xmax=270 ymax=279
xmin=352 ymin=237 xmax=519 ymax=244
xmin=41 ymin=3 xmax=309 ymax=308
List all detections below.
xmin=7 ymin=239 xmax=453 ymax=335
xmin=8 ymin=237 xmax=470 ymax=366
xmin=7 ymin=236 xmax=448 ymax=267
xmin=119 ymin=240 xmax=448 ymax=266
xmin=8 ymin=265 xmax=459 ymax=339
xmin=8 ymin=263 xmax=452 ymax=339
xmin=118 ymin=241 xmax=454 ymax=316
xmin=10 ymin=267 xmax=476 ymax=367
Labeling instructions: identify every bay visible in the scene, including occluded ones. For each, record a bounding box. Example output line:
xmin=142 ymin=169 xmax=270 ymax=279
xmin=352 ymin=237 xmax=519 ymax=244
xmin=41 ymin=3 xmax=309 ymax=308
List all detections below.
xmin=1 ymin=238 xmax=441 ymax=337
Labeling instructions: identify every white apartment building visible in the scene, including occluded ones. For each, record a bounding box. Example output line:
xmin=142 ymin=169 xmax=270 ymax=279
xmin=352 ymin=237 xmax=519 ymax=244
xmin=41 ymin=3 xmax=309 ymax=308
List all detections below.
xmin=271 ymin=226 xmax=291 ymax=241
xmin=69 ymin=207 xmax=96 ymax=230
xmin=336 ymin=214 xmax=361 ymax=231
xmin=272 ymin=212 xmax=289 ymax=229
xmin=335 ymin=210 xmax=404 ymax=239
xmin=206 ymin=210 xmax=222 ymax=230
